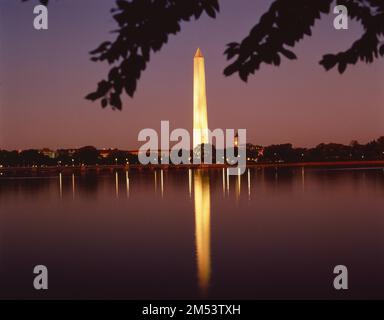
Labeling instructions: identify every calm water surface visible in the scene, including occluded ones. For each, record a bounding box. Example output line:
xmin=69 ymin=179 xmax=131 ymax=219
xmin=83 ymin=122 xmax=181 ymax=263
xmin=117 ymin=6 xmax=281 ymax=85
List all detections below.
xmin=0 ymin=167 xmax=383 ymax=299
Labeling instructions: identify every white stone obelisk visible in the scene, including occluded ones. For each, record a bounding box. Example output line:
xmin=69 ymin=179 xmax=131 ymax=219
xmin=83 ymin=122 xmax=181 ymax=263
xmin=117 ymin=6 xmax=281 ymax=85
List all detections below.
xmin=193 ymin=48 xmax=209 ymax=149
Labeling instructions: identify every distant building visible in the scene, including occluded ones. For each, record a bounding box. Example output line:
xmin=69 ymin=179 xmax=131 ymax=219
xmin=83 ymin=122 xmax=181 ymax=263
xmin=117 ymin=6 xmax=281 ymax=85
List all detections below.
xmin=246 ymin=143 xmax=264 ymax=162
xmin=40 ymin=148 xmax=56 ymax=159
xmin=56 ymin=149 xmax=77 ymax=157
xmin=99 ymin=149 xmax=113 ymax=159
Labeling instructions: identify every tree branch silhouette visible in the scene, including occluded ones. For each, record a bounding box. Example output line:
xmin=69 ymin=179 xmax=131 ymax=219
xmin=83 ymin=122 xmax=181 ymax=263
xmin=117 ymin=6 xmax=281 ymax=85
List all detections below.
xmin=85 ymin=0 xmax=220 ymax=110
xmin=27 ymin=0 xmax=384 ymax=110
xmin=224 ymin=0 xmax=384 ymax=80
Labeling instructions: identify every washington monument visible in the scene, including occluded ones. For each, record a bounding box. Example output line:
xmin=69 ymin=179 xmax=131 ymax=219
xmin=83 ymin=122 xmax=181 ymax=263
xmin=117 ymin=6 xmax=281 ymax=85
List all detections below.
xmin=193 ymin=48 xmax=209 ymax=149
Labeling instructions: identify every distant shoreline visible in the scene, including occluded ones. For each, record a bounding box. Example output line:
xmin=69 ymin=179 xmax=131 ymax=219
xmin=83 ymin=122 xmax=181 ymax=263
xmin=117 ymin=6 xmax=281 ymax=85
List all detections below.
xmin=1 ymin=160 xmax=384 ymax=175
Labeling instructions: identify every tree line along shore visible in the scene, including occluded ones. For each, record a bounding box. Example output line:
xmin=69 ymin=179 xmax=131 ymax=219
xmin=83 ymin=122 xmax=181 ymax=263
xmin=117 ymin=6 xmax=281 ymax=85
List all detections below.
xmin=1 ymin=136 xmax=384 ymax=168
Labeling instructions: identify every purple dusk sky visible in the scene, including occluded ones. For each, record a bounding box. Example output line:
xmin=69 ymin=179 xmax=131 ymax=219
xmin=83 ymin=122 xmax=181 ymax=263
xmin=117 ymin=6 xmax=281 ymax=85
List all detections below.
xmin=0 ymin=0 xmax=383 ymax=150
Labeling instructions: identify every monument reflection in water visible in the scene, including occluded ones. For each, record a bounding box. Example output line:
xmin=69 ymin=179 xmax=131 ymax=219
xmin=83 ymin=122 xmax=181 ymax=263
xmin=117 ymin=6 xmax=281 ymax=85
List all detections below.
xmin=193 ymin=170 xmax=211 ymax=295
xmin=1 ymin=167 xmax=384 ymax=299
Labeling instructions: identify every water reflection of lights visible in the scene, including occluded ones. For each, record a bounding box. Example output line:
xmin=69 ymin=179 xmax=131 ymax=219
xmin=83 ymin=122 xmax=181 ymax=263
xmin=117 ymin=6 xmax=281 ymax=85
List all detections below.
xmin=247 ymin=169 xmax=251 ymax=200
xmin=193 ymin=170 xmax=211 ymax=295
xmin=236 ymin=168 xmax=241 ymax=200
xmin=160 ymin=169 xmax=164 ymax=198
xmin=189 ymin=169 xmax=192 ymax=198
xmin=226 ymin=168 xmax=230 ymax=195
xmin=59 ymin=172 xmax=62 ymax=199
xmin=126 ymin=171 xmax=130 ymax=198
xmin=115 ymin=171 xmax=119 ymax=198
xmin=72 ymin=173 xmax=75 ymax=199
xmin=222 ymin=168 xmax=225 ymax=196
xmin=154 ymin=170 xmax=157 ymax=193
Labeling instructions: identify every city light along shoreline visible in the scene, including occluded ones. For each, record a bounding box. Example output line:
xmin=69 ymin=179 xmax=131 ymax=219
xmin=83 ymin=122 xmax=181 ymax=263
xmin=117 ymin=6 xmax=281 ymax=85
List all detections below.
xmin=1 ymin=161 xmax=384 ymax=178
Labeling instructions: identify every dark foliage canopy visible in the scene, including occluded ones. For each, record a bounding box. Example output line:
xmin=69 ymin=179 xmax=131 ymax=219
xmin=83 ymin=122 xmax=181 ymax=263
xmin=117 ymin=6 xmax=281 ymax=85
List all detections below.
xmin=27 ymin=0 xmax=384 ymax=110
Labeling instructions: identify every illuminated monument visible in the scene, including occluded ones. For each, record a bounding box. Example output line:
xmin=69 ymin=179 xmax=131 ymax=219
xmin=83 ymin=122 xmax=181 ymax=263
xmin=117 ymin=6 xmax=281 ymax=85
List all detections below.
xmin=193 ymin=48 xmax=209 ymax=149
